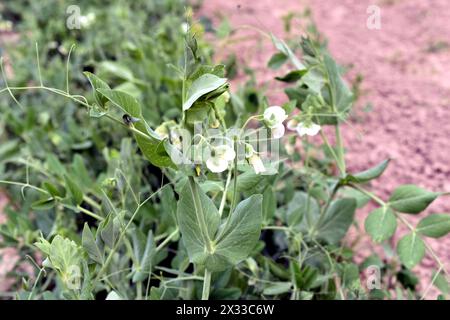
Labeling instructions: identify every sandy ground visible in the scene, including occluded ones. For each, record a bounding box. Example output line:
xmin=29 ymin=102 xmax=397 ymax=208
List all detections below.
xmin=198 ymin=0 xmax=450 ymax=297
xmin=1 ymin=0 xmax=448 ymax=298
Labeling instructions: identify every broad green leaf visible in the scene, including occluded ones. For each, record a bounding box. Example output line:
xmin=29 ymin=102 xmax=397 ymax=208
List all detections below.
xmin=417 ymin=214 xmax=450 ymax=238
xmin=212 ymin=194 xmax=262 ymax=270
xmin=301 ymin=67 xmax=325 ymax=94
xmin=72 ymin=154 xmax=92 ymax=189
xmin=43 ymin=181 xmax=65 ymax=198
xmin=397 ymin=233 xmax=425 ymax=269
xmin=132 ymin=230 xmax=155 ymax=283
xmin=183 ymin=74 xmax=227 ymax=111
xmin=177 ymin=178 xmax=220 ymax=266
xmin=346 ymin=159 xmax=390 ymax=184
xmin=286 ymin=192 xmax=319 ymax=228
xmin=365 ymin=207 xmax=397 ymax=242
xmin=316 ymin=198 xmax=356 ymax=244
xmin=185 ymin=102 xmax=210 ymax=124
xmin=323 ymin=54 xmax=353 ymax=114
xmin=64 ymin=174 xmax=83 ymax=206
xmin=83 ymin=72 xmax=111 ymax=107
xmin=99 ymin=214 xmax=121 ymax=249
xmin=268 ymin=52 xmax=288 ymax=69
xmin=432 ymin=269 xmax=449 ymax=294
xmin=339 ymin=263 xmax=361 ymax=289
xmin=38 ymin=235 xmax=82 ymax=277
xmin=160 ymin=184 xmax=178 ymax=227
xmin=388 ymin=185 xmax=439 ymax=214
xmin=282 ymin=100 xmax=297 ymax=114
xmin=82 ymin=223 xmax=104 ymax=264
xmin=263 ymin=282 xmax=292 ymax=295
xmin=270 ymin=33 xmax=305 ymax=70
xmin=31 ymin=197 xmax=55 ymax=211
xmin=97 ymin=88 xmax=174 ymax=168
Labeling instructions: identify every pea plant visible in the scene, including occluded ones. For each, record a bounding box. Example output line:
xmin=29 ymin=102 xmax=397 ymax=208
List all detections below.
xmin=1 ymin=15 xmax=449 ymax=299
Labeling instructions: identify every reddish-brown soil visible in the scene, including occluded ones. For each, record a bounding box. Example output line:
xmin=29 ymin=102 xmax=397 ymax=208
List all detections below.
xmin=1 ymin=0 xmax=448 ymax=298
xmin=198 ymin=0 xmax=450 ymax=297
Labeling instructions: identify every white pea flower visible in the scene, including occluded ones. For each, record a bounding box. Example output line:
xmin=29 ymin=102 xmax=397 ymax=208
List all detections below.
xmin=245 ymin=144 xmax=266 ymax=174
xmin=296 ymin=121 xmax=321 ymax=137
xmin=263 ymin=106 xmax=287 ymax=139
xmin=181 ymin=22 xmax=189 ymax=34
xmin=206 ymin=145 xmax=236 ymax=173
xmin=248 ymin=154 xmax=266 ymax=174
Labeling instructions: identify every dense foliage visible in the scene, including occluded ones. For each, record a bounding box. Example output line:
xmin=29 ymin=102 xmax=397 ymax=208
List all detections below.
xmin=0 ymin=1 xmax=448 ymax=300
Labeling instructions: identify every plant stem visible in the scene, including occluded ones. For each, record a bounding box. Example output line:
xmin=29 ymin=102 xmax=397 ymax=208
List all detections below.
xmin=155 ymin=228 xmax=179 ymax=252
xmin=136 ymin=281 xmax=142 ymax=300
xmin=230 ymin=138 xmax=239 ymax=214
xmin=319 ymin=130 xmax=344 ymax=176
xmin=76 ymin=205 xmax=104 ymax=221
xmin=202 ymin=269 xmax=211 ymax=300
xmin=335 ymin=124 xmax=346 ymax=177
xmin=218 ymin=169 xmax=232 ymax=217
xmin=94 ymin=186 xmax=166 ymax=284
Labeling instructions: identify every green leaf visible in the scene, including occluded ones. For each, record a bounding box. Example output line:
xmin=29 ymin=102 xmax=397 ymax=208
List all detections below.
xmin=282 ymin=100 xmax=296 ymax=114
xmin=31 ymin=197 xmax=56 ymax=211
xmin=99 ymin=214 xmax=121 ymax=249
xmin=432 ymin=269 xmax=449 ymax=294
xmin=43 ymin=181 xmax=65 ymax=198
xmin=183 ymin=74 xmax=227 ymax=111
xmin=83 ymin=72 xmax=111 ymax=107
xmin=263 ymin=282 xmax=292 ymax=295
xmin=268 ymin=52 xmax=288 ymax=70
xmin=37 ymin=235 xmax=82 ymax=277
xmin=212 ymin=195 xmax=262 ymax=270
xmin=301 ymin=67 xmax=325 ymax=94
xmin=270 ymin=33 xmax=305 ymax=70
xmin=365 ymin=207 xmax=397 ymax=242
xmin=275 ymin=70 xmax=306 ymax=83
xmin=97 ymin=88 xmax=174 ymax=168
xmin=388 ymin=185 xmax=439 ymax=214
xmin=178 ymin=179 xmax=262 ymax=272
xmin=346 ymin=159 xmax=390 ymax=184
xmin=132 ymin=230 xmax=155 ymax=283
xmin=262 ymin=187 xmax=276 ymax=222
xmin=82 ymin=223 xmax=104 ymax=264
xmin=323 ymin=54 xmax=353 ymax=114
xmin=64 ymin=174 xmax=83 ymax=206
xmin=397 ymin=233 xmax=425 ymax=269
xmin=286 ymin=192 xmax=319 ymax=228
xmin=417 ymin=214 xmax=450 ymax=238
xmin=316 ymin=198 xmax=356 ymax=244
xmin=177 ymin=178 xmax=220 ymax=266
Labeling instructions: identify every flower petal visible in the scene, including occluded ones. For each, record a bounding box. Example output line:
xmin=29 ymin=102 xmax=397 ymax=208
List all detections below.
xmin=264 ymin=106 xmax=287 ymax=128
xmin=206 ymin=158 xmax=228 ymax=173
xmin=248 ymin=155 xmax=266 ymax=174
xmin=296 ymin=122 xmax=321 ymax=137
xmin=271 ymin=124 xmax=285 ymax=139
xmin=215 ymin=145 xmax=236 ymax=162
